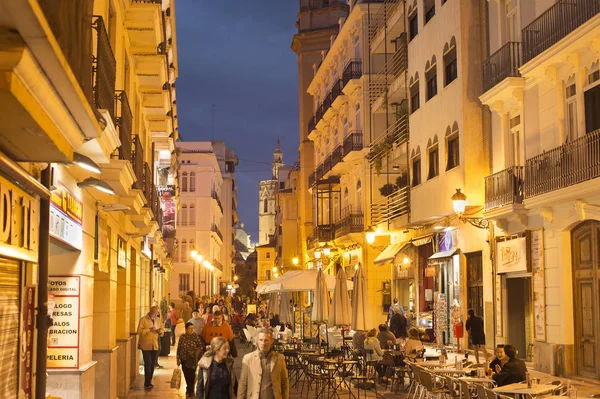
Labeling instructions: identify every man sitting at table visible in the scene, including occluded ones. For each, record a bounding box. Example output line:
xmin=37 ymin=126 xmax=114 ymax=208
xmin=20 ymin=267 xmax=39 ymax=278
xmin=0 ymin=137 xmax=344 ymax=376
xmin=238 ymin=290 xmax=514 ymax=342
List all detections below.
xmin=489 ymin=344 xmax=509 ymax=373
xmin=491 ymin=344 xmax=527 ymax=386
xmin=376 ymin=324 xmax=397 ymax=349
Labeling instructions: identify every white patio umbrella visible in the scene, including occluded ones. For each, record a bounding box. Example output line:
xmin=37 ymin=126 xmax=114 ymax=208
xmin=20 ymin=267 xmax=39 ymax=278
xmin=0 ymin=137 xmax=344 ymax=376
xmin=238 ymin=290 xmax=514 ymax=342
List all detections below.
xmin=279 ymin=291 xmax=293 ymax=325
xmin=330 ymin=268 xmax=352 ymax=327
xmin=256 ymin=269 xmax=353 ymax=294
xmin=351 ymin=263 xmax=368 ymax=331
xmin=267 ymin=293 xmax=279 ymax=316
xmin=311 ymin=268 xmax=330 ymax=323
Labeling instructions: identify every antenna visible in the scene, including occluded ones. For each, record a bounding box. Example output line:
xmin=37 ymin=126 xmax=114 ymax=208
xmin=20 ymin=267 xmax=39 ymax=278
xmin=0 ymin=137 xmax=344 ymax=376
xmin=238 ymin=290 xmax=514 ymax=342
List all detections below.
xmin=211 ymin=104 xmax=216 ymax=141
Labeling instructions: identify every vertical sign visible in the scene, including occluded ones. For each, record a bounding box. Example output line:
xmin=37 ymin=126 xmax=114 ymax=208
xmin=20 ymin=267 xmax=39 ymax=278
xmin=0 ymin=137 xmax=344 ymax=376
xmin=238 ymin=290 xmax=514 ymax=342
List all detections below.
xmin=50 ymin=183 xmax=83 ymax=250
xmin=21 ymin=286 xmax=35 ymax=398
xmin=531 ymin=229 xmax=546 ymax=341
xmin=495 ymin=274 xmax=503 ymax=336
xmin=47 ymin=276 xmax=80 ymax=369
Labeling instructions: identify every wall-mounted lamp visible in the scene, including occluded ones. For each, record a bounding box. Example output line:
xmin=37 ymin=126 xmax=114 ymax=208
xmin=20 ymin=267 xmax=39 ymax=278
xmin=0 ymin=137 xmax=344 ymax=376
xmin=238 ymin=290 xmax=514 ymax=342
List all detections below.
xmin=451 ymin=188 xmax=489 ymax=229
xmin=392 ymin=164 xmax=400 ymax=171
xmin=73 ymin=152 xmax=101 ymax=174
xmin=190 ymin=249 xmax=198 ymax=259
xmin=292 ymin=257 xmax=299 ymax=266
xmin=322 ymin=244 xmax=331 ymax=256
xmin=77 ymin=178 xmax=115 ymax=195
xmin=366 ymin=226 xmax=376 ymax=245
xmin=314 ymin=249 xmax=322 ymax=259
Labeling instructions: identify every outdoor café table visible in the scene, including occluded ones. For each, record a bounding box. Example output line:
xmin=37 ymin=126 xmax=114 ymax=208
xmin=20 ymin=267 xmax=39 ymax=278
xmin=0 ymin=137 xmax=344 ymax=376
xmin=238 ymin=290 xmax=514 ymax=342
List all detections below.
xmin=429 ymin=367 xmax=471 ymax=376
xmin=320 ymin=359 xmax=359 ymax=399
xmin=419 ymin=360 xmax=456 ymax=368
xmin=458 ymin=376 xmax=495 ymax=385
xmin=493 ymin=382 xmax=556 ymax=399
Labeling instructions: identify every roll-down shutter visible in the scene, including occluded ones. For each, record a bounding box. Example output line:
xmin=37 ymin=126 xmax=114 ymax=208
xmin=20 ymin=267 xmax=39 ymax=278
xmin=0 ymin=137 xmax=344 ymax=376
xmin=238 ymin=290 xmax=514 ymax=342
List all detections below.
xmin=0 ymin=258 xmax=21 ymax=397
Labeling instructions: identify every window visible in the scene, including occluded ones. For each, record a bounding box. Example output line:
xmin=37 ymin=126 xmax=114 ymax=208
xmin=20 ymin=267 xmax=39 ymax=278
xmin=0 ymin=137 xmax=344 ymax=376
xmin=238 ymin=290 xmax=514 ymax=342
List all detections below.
xmin=509 ymin=116 xmax=522 ymax=166
xmin=584 ymin=84 xmax=600 ymax=133
xmin=356 ymin=180 xmax=362 ymax=212
xmin=426 ymin=62 xmax=437 ymax=101
xmin=180 ymin=239 xmax=187 ymax=262
xmin=265 ymin=270 xmax=272 ymax=280
xmin=409 ymin=11 xmax=418 ymax=42
xmin=505 ymin=0 xmax=519 ymax=42
xmin=180 ymin=204 xmax=188 ymax=226
xmin=263 ymin=199 xmax=268 ymax=213
xmin=444 ymin=45 xmax=457 ymax=86
xmin=189 ymin=204 xmax=196 ymax=226
xmin=566 ymin=81 xmax=577 ymax=140
xmin=266 ymin=252 xmax=271 ymax=259
xmin=181 ymin=172 xmax=188 ymax=192
xmin=425 ymin=0 xmax=435 ymax=23
xmin=355 ymin=103 xmax=361 ymax=130
xmin=411 ymin=155 xmax=421 ymax=186
xmin=179 ymin=273 xmax=190 ymax=294
xmin=446 ymin=130 xmax=459 ymax=170
xmin=280 ymin=182 xmax=285 ymax=189
xmin=427 ymin=144 xmax=439 ymax=179
xmin=189 ymin=172 xmax=196 ymax=192
xmin=410 ymin=80 xmax=420 ymax=113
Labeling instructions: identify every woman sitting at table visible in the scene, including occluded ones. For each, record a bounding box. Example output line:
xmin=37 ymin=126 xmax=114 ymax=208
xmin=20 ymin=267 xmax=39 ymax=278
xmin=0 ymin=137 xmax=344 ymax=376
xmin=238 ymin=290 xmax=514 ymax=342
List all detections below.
xmin=489 ymin=344 xmax=509 ymax=373
xmin=364 ymin=328 xmax=384 ymax=381
xmin=405 ymin=327 xmax=424 ymax=357
xmin=491 ymin=344 xmax=527 ymax=387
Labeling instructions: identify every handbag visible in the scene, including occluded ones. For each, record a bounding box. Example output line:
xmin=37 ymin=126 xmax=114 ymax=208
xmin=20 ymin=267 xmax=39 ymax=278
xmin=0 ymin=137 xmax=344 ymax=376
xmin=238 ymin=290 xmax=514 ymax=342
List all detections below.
xmin=170 ymin=367 xmax=181 ymax=389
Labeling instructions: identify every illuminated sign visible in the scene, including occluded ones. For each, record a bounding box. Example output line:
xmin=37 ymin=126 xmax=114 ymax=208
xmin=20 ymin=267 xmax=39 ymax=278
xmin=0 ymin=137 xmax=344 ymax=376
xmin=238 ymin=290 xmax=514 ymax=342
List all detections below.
xmin=0 ymin=176 xmax=39 ymax=262
xmin=47 ymin=276 xmax=80 ymax=369
xmin=50 ymin=183 xmax=83 ymax=250
xmin=117 ymin=236 xmax=127 ymax=268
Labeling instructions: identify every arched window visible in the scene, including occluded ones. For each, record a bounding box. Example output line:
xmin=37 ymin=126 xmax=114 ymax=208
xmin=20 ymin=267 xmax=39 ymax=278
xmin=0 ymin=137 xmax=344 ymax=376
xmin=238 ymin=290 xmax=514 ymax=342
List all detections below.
xmin=180 ymin=239 xmax=187 ymax=263
xmin=356 ymin=180 xmax=362 ymax=212
xmin=181 ymin=172 xmax=188 ymax=192
xmin=189 ymin=239 xmax=194 ymax=259
xmin=189 ymin=172 xmax=196 ymax=192
xmin=189 ymin=204 xmax=196 ymax=226
xmin=181 ymin=204 xmax=188 ymax=226
xmin=263 ymin=199 xmax=268 ymax=213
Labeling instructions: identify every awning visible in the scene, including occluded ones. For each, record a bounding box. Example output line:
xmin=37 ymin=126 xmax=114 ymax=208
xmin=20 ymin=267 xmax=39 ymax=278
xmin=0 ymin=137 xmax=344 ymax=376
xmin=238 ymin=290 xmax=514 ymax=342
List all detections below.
xmin=374 ymin=242 xmax=411 ymax=265
xmin=411 ymin=236 xmax=432 ymax=247
xmin=428 ymin=247 xmax=459 ymax=261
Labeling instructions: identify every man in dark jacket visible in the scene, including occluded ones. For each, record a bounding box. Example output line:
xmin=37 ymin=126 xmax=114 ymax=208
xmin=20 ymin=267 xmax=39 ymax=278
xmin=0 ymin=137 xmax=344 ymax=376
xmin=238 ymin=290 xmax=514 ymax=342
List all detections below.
xmin=465 ymin=308 xmax=488 ymax=365
xmin=492 ymin=344 xmax=527 ymax=386
xmin=390 ymin=307 xmax=408 ymax=339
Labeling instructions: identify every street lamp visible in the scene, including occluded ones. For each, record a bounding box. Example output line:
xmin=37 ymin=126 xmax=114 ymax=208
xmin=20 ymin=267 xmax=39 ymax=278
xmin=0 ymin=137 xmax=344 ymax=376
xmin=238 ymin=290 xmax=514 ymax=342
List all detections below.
xmin=366 ymin=226 xmax=376 ymax=245
xmin=451 ymin=188 xmax=490 ymax=229
xmin=292 ymin=256 xmax=299 ymax=266
xmin=190 ymin=249 xmax=198 ymax=260
xmin=233 ymin=275 xmax=239 ymax=281
xmin=322 ymin=244 xmax=331 ymax=256
xmin=314 ymin=249 xmax=322 ymax=259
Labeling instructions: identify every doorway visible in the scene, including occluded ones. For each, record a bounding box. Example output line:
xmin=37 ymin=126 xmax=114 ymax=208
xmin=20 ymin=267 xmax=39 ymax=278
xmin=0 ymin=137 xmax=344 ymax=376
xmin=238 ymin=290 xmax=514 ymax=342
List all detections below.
xmin=571 ymin=220 xmax=600 ymax=379
xmin=505 ymin=277 xmax=532 ymax=361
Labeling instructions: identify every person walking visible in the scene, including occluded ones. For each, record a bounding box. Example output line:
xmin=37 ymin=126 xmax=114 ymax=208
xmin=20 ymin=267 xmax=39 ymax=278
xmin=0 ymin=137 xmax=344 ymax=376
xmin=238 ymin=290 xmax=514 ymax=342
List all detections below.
xmin=137 ymin=306 xmax=164 ymax=389
xmin=201 ymin=311 xmax=238 ymax=358
xmin=182 ymin=302 xmax=193 ymax=322
xmin=196 ymin=337 xmax=238 ymax=399
xmin=169 ymin=302 xmax=180 ymax=346
xmin=387 ymin=298 xmax=404 ymax=323
xmin=189 ymin=310 xmax=206 ymax=336
xmin=465 ymin=308 xmax=489 ymax=365
xmin=177 ymin=322 xmax=205 ymax=398
xmin=390 ymin=307 xmax=408 ymax=339
xmin=238 ymin=329 xmax=289 ymax=399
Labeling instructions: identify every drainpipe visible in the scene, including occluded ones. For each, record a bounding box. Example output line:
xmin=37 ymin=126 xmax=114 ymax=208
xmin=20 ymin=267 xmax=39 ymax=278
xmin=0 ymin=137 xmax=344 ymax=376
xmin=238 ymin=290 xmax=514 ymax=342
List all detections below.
xmin=36 ymin=166 xmax=52 ymax=399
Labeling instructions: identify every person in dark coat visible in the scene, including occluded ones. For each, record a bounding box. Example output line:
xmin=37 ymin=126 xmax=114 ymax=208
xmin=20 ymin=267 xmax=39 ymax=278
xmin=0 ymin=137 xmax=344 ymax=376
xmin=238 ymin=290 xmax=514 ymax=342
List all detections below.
xmin=491 ymin=344 xmax=527 ymax=386
xmin=390 ymin=307 xmax=408 ymax=339
xmin=465 ymin=308 xmax=489 ymax=365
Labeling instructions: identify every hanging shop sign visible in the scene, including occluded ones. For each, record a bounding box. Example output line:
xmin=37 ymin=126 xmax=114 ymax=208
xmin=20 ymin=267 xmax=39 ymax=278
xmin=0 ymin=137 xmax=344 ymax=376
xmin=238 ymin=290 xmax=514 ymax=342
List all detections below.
xmin=21 ymin=286 xmax=35 ymax=398
xmin=117 ymin=236 xmax=127 ymax=268
xmin=47 ymin=276 xmax=80 ymax=369
xmin=531 ymin=229 xmax=546 ymax=341
xmin=141 ymin=236 xmax=152 ymax=259
xmin=0 ymin=175 xmax=39 ymax=262
xmin=496 ymin=236 xmax=527 ymax=274
xmin=159 ymin=185 xmax=176 ymax=239
xmin=50 ymin=182 xmax=83 ymax=250
xmin=95 ymin=214 xmax=110 ymax=273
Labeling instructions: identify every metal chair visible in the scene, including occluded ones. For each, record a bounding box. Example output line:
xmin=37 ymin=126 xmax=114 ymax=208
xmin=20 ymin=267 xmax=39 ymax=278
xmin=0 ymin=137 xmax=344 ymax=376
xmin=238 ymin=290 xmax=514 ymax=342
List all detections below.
xmin=420 ymin=370 xmax=450 ymax=399
xmin=350 ymin=350 xmax=380 ymax=399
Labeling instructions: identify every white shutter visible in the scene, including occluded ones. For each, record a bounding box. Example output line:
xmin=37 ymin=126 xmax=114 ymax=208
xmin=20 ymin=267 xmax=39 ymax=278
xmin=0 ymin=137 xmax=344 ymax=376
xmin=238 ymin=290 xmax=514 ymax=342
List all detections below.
xmin=0 ymin=257 xmax=21 ymax=398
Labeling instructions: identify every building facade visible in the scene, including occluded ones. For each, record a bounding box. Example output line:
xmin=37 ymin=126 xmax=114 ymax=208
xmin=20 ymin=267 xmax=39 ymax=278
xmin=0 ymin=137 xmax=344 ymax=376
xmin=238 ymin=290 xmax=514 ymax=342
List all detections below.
xmin=172 ymin=141 xmax=237 ymax=301
xmin=481 ymin=0 xmax=600 ymax=378
xmin=258 ymin=142 xmax=287 ymax=246
xmin=0 ymin=0 xmax=179 ymax=397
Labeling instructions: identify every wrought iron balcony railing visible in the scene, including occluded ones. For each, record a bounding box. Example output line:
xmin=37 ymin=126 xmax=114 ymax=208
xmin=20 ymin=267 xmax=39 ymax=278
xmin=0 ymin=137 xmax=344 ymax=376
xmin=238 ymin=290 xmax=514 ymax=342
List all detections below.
xmin=323 ymin=154 xmax=333 ymax=174
xmin=331 ymin=146 xmax=342 ymax=169
xmin=308 ymin=116 xmax=317 ymax=135
xmin=211 ymin=190 xmax=224 ymax=213
xmin=211 ymin=224 xmax=224 ymax=241
xmin=368 ymin=0 xmax=402 ymax=42
xmin=313 ymin=224 xmax=336 ymax=242
xmin=92 ymin=16 xmax=116 ymax=121
xmin=483 ymin=42 xmax=522 ymax=92
xmin=142 ymin=162 xmax=153 ymax=206
xmin=331 ymin=79 xmax=344 ymax=102
xmin=316 ymin=164 xmax=324 ymax=180
xmin=524 ymin=128 xmax=600 ymax=198
xmin=335 ymin=206 xmax=364 ymax=237
xmin=369 ymin=33 xmax=408 ymax=105
xmin=343 ymin=132 xmax=363 ymax=157
xmin=115 ymin=91 xmax=133 ymax=162
xmin=308 ymin=172 xmax=316 ymax=187
xmin=342 ymin=60 xmax=362 ymax=85
xmin=367 ymin=108 xmax=408 ymax=164
xmin=132 ymin=135 xmax=144 ymax=190
xmin=371 ymin=186 xmax=410 ymax=225
xmin=522 ymin=0 xmax=600 ymax=63
xmin=484 ymin=166 xmax=524 ymax=211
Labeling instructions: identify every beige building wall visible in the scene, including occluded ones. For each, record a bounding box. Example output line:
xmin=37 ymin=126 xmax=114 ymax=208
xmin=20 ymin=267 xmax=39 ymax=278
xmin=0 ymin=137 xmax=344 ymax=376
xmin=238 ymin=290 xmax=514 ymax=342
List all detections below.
xmin=256 ymin=245 xmax=276 ymax=287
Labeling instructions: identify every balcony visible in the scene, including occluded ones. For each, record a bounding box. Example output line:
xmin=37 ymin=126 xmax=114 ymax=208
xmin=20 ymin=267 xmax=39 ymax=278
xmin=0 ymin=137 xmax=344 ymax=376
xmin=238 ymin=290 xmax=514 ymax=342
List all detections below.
xmin=335 ymin=206 xmax=364 ymax=237
xmin=484 ymin=166 xmax=524 ymax=211
xmin=212 ymin=259 xmax=224 ymax=272
xmin=367 ymin=108 xmax=408 ymax=165
xmin=308 ymin=172 xmax=316 ymax=187
xmin=522 ymin=0 xmax=600 ymax=64
xmin=524 ymin=129 xmax=600 ymax=198
xmin=483 ymin=42 xmax=522 ymax=93
xmin=343 ymin=132 xmax=364 ymax=161
xmin=322 ymin=91 xmax=335 ymax=121
xmin=313 ymin=224 xmax=336 ymax=242
xmin=115 ymin=91 xmax=133 ymax=162
xmin=323 ymin=154 xmax=333 ymax=175
xmin=369 ymin=34 xmax=408 ymax=106
xmin=371 ymin=186 xmax=409 ymax=225
xmin=131 ymin=135 xmax=145 ymax=190
xmin=211 ymin=224 xmax=224 ymax=242
xmin=342 ymin=60 xmax=362 ymax=87
xmin=331 ymin=146 xmax=342 ymax=170
xmin=92 ymin=17 xmax=117 ymax=121
xmin=142 ymin=162 xmax=153 ymax=205
xmin=211 ymin=190 xmax=224 ymax=213
xmin=316 ymin=164 xmax=324 ymax=180
xmin=330 ymin=79 xmax=347 ymax=109
xmin=308 ymin=116 xmax=318 ymax=139
xmin=368 ymin=0 xmax=402 ymax=42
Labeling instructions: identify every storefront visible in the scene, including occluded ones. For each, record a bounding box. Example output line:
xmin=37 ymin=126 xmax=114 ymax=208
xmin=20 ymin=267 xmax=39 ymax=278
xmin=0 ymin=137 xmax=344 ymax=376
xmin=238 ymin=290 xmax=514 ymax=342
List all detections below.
xmin=495 ymin=232 xmax=535 ymax=361
xmin=0 ymin=172 xmax=41 ymax=399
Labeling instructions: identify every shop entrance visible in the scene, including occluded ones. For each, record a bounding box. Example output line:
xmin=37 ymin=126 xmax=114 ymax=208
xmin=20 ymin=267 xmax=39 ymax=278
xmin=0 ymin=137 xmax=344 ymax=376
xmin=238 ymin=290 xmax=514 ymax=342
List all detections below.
xmin=571 ymin=220 xmax=600 ymax=379
xmin=0 ymin=257 xmax=21 ymax=397
xmin=505 ymin=276 xmax=532 ymax=361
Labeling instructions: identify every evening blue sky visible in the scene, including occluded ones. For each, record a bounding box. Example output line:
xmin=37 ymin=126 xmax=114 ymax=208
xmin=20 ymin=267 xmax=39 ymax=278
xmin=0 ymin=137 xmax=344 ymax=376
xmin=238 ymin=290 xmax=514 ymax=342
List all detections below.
xmin=176 ymin=0 xmax=300 ymax=241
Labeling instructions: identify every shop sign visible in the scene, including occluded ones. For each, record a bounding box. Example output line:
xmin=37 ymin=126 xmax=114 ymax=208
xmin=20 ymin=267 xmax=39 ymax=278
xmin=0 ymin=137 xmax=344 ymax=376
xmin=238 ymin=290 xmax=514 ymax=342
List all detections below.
xmin=159 ymin=185 xmax=176 ymax=239
xmin=117 ymin=236 xmax=127 ymax=268
xmin=496 ymin=237 xmax=527 ymax=273
xmin=0 ymin=176 xmax=39 ymax=262
xmin=21 ymin=286 xmax=35 ymax=398
xmin=531 ymin=229 xmax=546 ymax=341
xmin=47 ymin=276 xmax=80 ymax=369
xmin=425 ymin=265 xmax=436 ymax=277
xmin=95 ymin=215 xmax=110 ymax=273
xmin=141 ymin=236 xmax=152 ymax=259
xmin=50 ymin=182 xmax=83 ymax=250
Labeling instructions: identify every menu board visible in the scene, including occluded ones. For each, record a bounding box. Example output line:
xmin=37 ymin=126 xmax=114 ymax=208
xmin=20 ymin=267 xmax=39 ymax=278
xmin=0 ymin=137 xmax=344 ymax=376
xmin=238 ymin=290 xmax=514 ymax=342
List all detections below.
xmin=47 ymin=276 xmax=80 ymax=368
xmin=531 ymin=229 xmax=546 ymax=342
xmin=435 ymin=293 xmax=448 ymax=346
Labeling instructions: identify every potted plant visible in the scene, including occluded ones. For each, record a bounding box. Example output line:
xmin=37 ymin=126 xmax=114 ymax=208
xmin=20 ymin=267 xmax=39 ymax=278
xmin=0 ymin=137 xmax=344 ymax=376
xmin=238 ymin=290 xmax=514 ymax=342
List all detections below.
xmin=395 ymin=172 xmax=408 ymax=188
xmin=379 ymin=183 xmax=397 ymax=197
